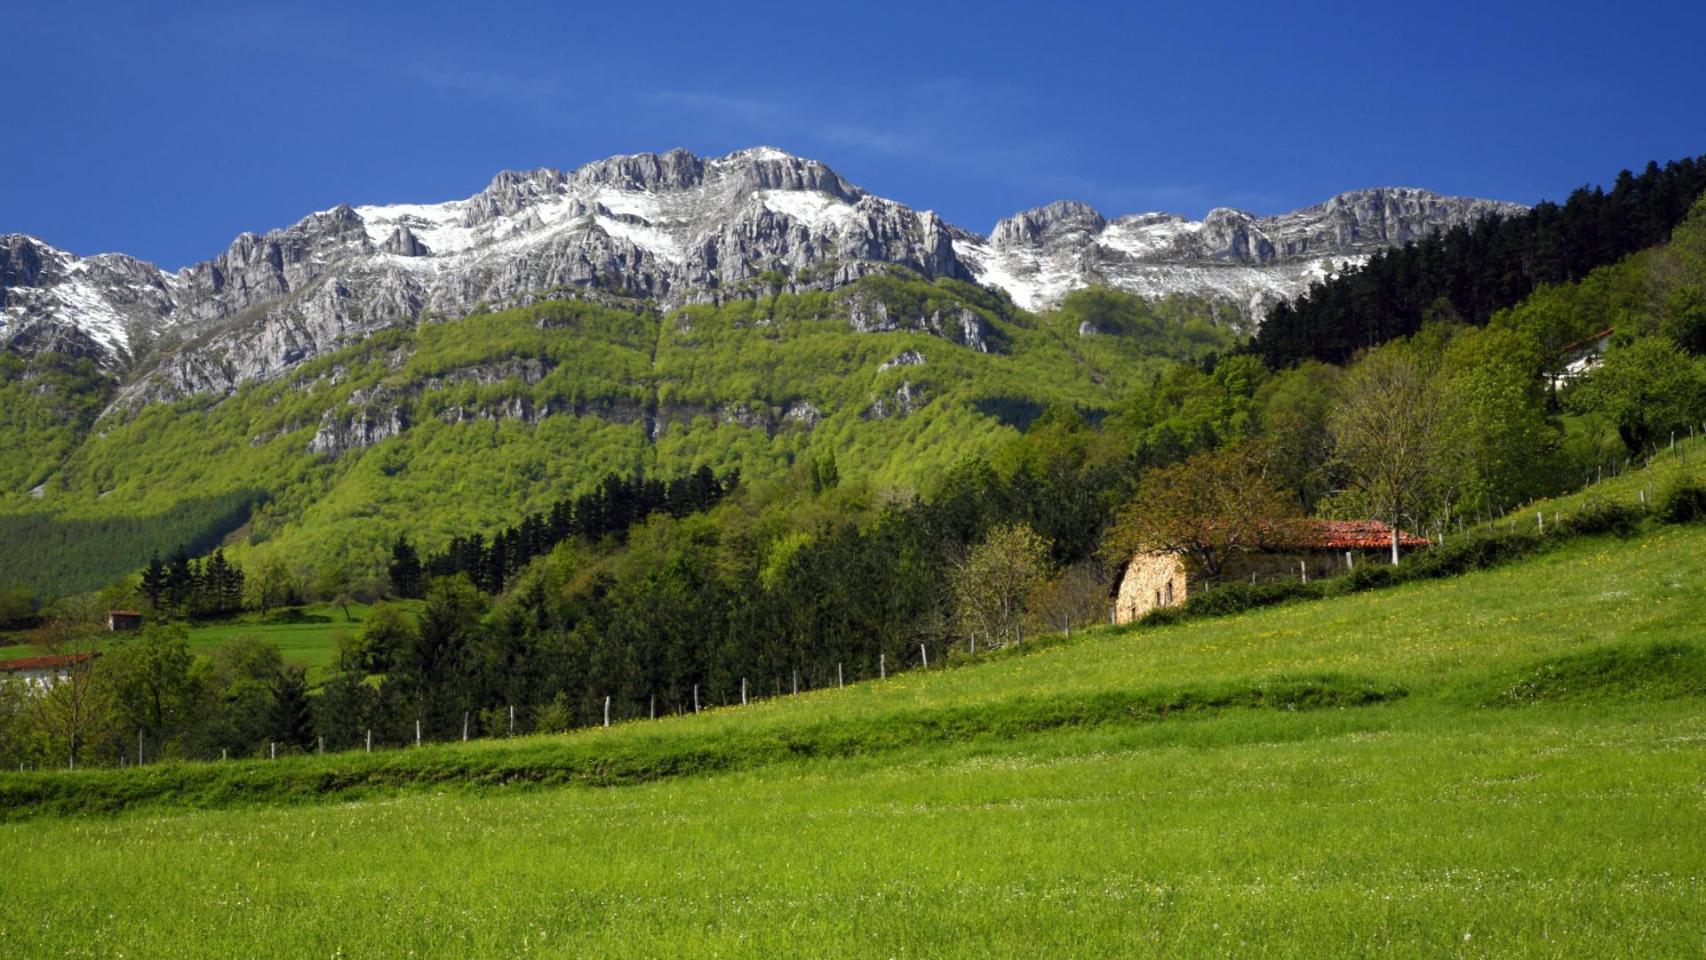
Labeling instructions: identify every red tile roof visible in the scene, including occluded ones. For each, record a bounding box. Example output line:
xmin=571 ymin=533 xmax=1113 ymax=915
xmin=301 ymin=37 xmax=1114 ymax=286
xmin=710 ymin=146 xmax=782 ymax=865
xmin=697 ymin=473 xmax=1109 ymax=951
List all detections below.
xmin=1559 ymin=327 xmax=1615 ymax=356
xmin=1273 ymin=519 xmax=1428 ymax=550
xmin=0 ymin=653 xmax=97 ymax=672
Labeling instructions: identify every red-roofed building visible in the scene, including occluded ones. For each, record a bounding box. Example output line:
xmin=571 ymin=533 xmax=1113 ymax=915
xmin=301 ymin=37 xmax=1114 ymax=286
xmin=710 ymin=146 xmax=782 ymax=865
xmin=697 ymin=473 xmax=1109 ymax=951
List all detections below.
xmin=0 ymin=652 xmax=98 ymax=687
xmin=107 ymin=610 xmax=143 ymax=632
xmin=1552 ymin=327 xmax=1615 ymax=390
xmin=1112 ymin=519 xmax=1428 ymax=624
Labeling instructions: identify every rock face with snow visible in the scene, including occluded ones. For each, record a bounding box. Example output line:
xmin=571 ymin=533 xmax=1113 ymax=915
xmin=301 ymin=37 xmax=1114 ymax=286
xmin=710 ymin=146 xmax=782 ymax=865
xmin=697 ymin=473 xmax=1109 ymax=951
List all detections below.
xmin=954 ymin=188 xmax=1528 ymax=320
xmin=0 ymin=147 xmax=1524 ymax=406
xmin=0 ymin=235 xmax=177 ymax=366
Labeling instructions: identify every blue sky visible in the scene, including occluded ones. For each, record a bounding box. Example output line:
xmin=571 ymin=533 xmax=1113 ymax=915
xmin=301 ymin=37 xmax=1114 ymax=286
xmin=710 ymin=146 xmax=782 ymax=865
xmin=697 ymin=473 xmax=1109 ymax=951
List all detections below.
xmin=3 ymin=0 xmax=1703 ymax=269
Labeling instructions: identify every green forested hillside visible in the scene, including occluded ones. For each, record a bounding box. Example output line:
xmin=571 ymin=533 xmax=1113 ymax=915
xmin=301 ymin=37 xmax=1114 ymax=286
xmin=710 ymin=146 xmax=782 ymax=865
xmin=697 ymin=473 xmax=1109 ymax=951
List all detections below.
xmin=1256 ymin=153 xmax=1706 ymax=365
xmin=0 ymin=275 xmax=1230 ymax=594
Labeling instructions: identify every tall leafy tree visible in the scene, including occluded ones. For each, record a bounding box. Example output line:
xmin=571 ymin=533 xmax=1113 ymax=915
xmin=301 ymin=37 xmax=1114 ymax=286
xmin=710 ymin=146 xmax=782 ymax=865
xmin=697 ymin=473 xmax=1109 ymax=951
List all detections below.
xmin=1568 ymin=336 xmax=1706 ymax=454
xmin=102 ymin=625 xmax=200 ymax=762
xmin=1435 ymin=327 xmax=1561 ymax=517
xmin=1101 ymin=443 xmax=1299 ymax=579
xmin=953 ymin=523 xmax=1052 ymax=650
xmin=1329 ymin=343 xmax=1445 ymax=562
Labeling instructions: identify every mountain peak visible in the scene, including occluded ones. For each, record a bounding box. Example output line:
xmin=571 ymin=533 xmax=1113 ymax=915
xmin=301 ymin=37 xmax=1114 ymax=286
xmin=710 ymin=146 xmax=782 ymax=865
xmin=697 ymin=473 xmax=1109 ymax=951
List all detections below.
xmin=3 ymin=149 xmax=1525 ymax=394
xmin=989 ymin=200 xmax=1106 ymax=249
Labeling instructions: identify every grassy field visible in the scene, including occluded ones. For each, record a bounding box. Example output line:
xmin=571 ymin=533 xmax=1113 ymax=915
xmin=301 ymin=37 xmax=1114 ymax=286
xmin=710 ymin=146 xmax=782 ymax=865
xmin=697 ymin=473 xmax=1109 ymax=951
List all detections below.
xmin=0 ymin=526 xmax=1703 ymax=956
xmin=0 ymin=602 xmax=374 ymax=677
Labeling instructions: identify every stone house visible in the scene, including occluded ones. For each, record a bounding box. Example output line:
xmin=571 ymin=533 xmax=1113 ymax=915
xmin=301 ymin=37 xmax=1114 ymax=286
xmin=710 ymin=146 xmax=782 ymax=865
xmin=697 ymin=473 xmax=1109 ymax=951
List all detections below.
xmin=1112 ymin=519 xmax=1429 ymax=624
xmin=107 ymin=610 xmax=143 ymax=632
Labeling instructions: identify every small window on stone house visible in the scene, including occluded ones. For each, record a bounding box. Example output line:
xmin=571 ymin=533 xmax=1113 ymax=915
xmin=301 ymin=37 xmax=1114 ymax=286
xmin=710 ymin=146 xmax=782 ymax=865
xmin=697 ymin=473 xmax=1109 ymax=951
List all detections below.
xmin=1164 ymin=581 xmax=1174 ymax=605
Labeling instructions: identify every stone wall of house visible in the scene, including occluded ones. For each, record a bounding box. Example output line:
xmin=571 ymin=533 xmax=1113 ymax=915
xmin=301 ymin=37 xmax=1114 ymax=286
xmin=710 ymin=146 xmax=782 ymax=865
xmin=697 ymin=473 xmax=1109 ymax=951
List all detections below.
xmin=1114 ymin=544 xmax=1422 ymax=625
xmin=1113 ymin=552 xmax=1190 ymax=624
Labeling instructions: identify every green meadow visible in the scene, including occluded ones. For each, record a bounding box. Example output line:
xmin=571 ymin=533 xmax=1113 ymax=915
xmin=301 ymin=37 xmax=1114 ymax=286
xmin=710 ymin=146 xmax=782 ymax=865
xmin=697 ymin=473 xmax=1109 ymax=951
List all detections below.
xmin=0 ymin=602 xmax=372 ymax=678
xmin=1 ymin=521 xmax=1703 ymax=956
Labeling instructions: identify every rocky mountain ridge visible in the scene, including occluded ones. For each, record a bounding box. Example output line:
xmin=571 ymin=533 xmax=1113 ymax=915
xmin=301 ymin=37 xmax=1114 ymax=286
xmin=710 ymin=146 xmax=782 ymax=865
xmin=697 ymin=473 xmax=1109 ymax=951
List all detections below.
xmin=0 ymin=147 xmax=1525 ymax=406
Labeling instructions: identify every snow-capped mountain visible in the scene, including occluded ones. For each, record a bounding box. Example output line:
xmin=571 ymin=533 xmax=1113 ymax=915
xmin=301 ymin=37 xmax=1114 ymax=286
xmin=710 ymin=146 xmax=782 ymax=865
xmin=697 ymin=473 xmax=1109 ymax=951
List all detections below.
xmin=0 ymin=147 xmax=1524 ymax=405
xmin=0 ymin=235 xmax=178 ymax=364
xmin=954 ymin=189 xmax=1528 ymax=318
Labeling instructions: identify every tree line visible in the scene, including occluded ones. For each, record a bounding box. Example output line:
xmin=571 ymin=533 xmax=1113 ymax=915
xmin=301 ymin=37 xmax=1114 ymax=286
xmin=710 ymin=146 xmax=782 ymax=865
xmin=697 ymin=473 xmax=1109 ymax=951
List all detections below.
xmin=139 ymin=547 xmax=246 ymax=618
xmin=390 ymin=466 xmax=739 ymax=597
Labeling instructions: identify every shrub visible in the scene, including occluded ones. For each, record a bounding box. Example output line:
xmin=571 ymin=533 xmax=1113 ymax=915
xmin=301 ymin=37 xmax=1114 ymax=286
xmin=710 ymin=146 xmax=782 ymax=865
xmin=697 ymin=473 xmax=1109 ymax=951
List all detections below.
xmin=1178 ymin=579 xmax=1316 ymax=619
xmin=1557 ymin=499 xmax=1643 ymax=537
xmin=1137 ymin=606 xmax=1187 ymax=628
xmin=1404 ymin=531 xmax=1542 ymax=582
xmin=1336 ymin=564 xmax=1399 ymax=593
xmin=1486 ymin=640 xmax=1706 ymax=705
xmin=1656 ymin=477 xmax=1706 ymax=524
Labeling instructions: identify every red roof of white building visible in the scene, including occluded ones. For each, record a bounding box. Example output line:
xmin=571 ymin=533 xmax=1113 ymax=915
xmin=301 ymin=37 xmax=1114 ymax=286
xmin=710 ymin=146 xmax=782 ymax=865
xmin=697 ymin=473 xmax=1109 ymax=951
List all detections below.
xmin=1277 ymin=519 xmax=1429 ymax=550
xmin=0 ymin=652 xmax=97 ymax=673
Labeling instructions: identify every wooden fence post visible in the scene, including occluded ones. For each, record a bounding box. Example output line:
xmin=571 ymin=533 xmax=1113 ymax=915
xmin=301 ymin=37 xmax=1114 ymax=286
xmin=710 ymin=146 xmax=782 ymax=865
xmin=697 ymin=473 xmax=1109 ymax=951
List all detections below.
xmin=137 ymin=729 xmax=144 ymax=767
xmin=318 ymin=736 xmax=324 ymax=755
xmin=603 ymin=696 xmax=611 ymax=728
xmin=693 ymin=684 xmax=700 ymax=714
xmin=838 ymin=662 xmax=844 ymax=689
xmin=270 ymin=741 xmax=276 ymax=761
xmin=880 ymin=654 xmax=886 ymax=679
xmin=509 ymin=704 xmax=515 ymax=736
xmin=792 ymin=670 xmax=798 ymax=695
xmin=920 ymin=644 xmax=929 ymax=668
xmin=462 ymin=712 xmax=469 ymax=742
xmin=366 ymin=729 xmax=372 ymax=753
xmin=650 ymin=694 xmax=656 ymax=720
xmin=741 ymin=678 xmax=748 ymax=705
xmin=415 ymin=719 xmax=421 ymax=747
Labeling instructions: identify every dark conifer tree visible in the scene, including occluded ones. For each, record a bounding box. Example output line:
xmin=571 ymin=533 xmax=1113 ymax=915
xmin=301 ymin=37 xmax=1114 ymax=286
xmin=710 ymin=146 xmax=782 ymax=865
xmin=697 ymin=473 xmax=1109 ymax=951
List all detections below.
xmin=139 ymin=553 xmax=168 ymax=611
xmin=388 ymin=536 xmax=424 ymax=599
xmin=269 ymin=667 xmax=316 ymax=752
xmin=165 ymin=546 xmax=194 ymax=614
xmin=223 ymin=562 xmax=247 ymax=613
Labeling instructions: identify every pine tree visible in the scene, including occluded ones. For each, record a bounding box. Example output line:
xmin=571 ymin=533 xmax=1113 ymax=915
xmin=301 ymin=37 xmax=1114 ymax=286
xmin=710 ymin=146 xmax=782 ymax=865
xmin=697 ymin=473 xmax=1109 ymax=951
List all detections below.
xmin=312 ymin=670 xmax=375 ymax=751
xmin=164 ymin=546 xmax=193 ymax=614
xmin=204 ymin=551 xmax=233 ymax=616
xmin=268 ymin=667 xmax=316 ymax=752
xmin=223 ymin=562 xmax=246 ymax=614
xmin=139 ymin=553 xmax=168 ymax=611
xmin=388 ymin=536 xmax=423 ymax=600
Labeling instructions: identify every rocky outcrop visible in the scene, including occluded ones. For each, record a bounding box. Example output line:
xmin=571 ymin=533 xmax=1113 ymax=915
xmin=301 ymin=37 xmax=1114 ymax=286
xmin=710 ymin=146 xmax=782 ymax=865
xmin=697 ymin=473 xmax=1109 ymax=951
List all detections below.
xmin=309 ymin=402 xmax=408 ymax=457
xmin=381 ymin=225 xmax=430 ymax=257
xmin=989 ymin=200 xmax=1106 ymax=250
xmin=878 ymin=350 xmax=926 ymax=372
xmin=846 ymin=293 xmax=994 ymax=352
xmin=865 ymin=379 xmax=926 ymax=420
